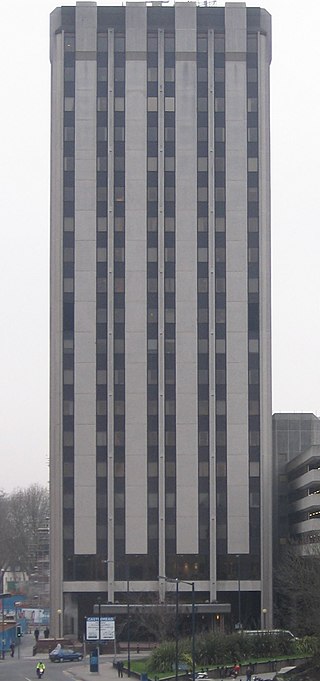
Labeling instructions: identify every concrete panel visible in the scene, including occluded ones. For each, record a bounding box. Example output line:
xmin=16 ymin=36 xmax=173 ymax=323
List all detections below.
xmin=176 ymin=2 xmax=198 ymax=559
xmin=76 ymin=160 xmax=96 ymax=185
xmin=176 ymin=337 xmax=197 ymax=364
xmin=74 ymin=271 xmax=95 ymax=302
xmin=126 ymin=271 xmax=146 ymax=301
xmin=75 ymin=119 xmax=96 ymax=151
xmin=228 ymin=424 xmax=249 ymax=455
xmin=75 ymin=456 xmax=97 ymax=484
xmin=74 ymin=333 xmax=95 ymax=362
xmin=228 ymin=393 xmax=248 ymax=425
xmin=74 ymin=1 xmax=97 ymax=555
xmin=125 ymin=303 xmax=145 ymax=332
xmin=76 ymin=4 xmax=97 ymax=53
xmin=176 ymin=395 xmax=198 ymax=424
xmin=226 ymin=181 xmax=247 ymax=212
xmin=126 ymin=398 xmax=147 ymax=425
xmin=176 ymin=302 xmax=197 ymax=332
xmin=225 ymin=4 xmax=246 ymax=53
xmin=74 ymin=424 xmax=95 ymax=458
xmin=75 ymin=211 xmax=96 ymax=240
xmin=75 ymin=61 xmax=97 ymax=90
xmin=75 ymin=394 xmax=95 ymax=424
xmin=176 ymin=272 xmax=197 ymax=302
xmin=126 ymin=183 xmax=148 ymax=211
xmin=74 ymin=301 xmax=95 ymax=331
xmin=225 ymin=148 xmax=247 ymax=180
xmin=75 ymin=181 xmax=96 ymax=211
xmin=227 ymin=332 xmax=247 ymax=363
xmin=225 ymin=1 xmax=249 ymax=555
xmin=125 ymin=3 xmax=148 ymax=555
xmin=74 ymin=514 xmax=96 ymax=554
xmin=227 ymin=272 xmax=247 ymax=302
xmin=74 ymin=361 xmax=95 ymax=393
xmin=227 ymin=512 xmax=249 ymax=554
xmin=226 ymin=364 xmax=248 ymax=393
xmin=258 ymin=29 xmax=273 ymax=619
xmin=227 ymin=242 xmax=247 ymax=272
xmin=126 ymin=333 xmax=147 ymax=366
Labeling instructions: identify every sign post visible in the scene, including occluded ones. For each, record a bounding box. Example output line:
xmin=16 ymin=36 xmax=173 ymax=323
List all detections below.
xmin=86 ymin=616 xmax=115 ymax=642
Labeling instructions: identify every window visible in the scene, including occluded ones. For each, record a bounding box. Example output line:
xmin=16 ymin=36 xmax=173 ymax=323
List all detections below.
xmin=248 ymin=128 xmax=258 ymax=143
xmin=64 ymin=278 xmax=73 ymax=293
xmin=64 ymin=97 xmax=74 ymax=111
xmin=248 ymin=157 xmax=258 ymax=172
xmin=64 ymin=369 xmax=73 ymax=384
xmin=165 ymin=97 xmax=175 ymax=112
xmin=64 ymin=127 xmax=74 ymax=142
xmin=98 ymin=67 xmax=107 ymax=81
xmin=97 ymin=431 xmax=107 ymax=446
xmin=248 ymin=98 xmax=258 ymax=112
xmin=97 ymin=97 xmax=107 ymax=111
xmin=148 ymin=157 xmax=157 ymax=172
xmin=198 ymin=157 xmax=208 ymax=172
xmin=198 ymin=187 xmax=208 ymax=202
xmin=199 ymin=401 xmax=208 ymax=416
xmin=198 ymin=98 xmax=208 ymax=112
xmin=248 ymin=68 xmax=258 ymax=82
xmin=115 ymin=98 xmax=124 ymax=111
xmin=97 ymin=370 xmax=107 ymax=384
xmin=216 ymin=339 xmax=225 ymax=353
xmin=97 ymin=400 xmax=107 ymax=415
xmin=215 ymin=98 xmax=225 ymax=112
xmin=148 ymin=97 xmax=158 ymax=112
xmin=165 ymin=67 xmax=175 ymax=82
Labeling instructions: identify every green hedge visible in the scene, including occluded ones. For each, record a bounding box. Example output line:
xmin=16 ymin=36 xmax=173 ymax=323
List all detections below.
xmin=145 ymin=632 xmax=307 ymax=674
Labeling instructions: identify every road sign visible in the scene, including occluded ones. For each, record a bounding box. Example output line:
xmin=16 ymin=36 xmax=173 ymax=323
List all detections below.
xmin=86 ymin=616 xmax=115 ymax=641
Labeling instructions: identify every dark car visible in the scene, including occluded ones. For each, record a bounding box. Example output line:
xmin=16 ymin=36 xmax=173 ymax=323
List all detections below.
xmin=49 ymin=647 xmax=83 ymax=663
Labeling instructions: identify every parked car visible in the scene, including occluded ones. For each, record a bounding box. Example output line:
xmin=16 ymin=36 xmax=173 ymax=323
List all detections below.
xmin=195 ymin=673 xmax=208 ymax=680
xmin=49 ymin=647 xmax=83 ymax=662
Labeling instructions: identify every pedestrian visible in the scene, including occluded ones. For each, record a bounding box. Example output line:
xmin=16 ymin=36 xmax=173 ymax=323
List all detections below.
xmin=120 ymin=661 xmax=124 ymax=677
xmin=246 ymin=663 xmax=254 ymax=681
xmin=44 ymin=626 xmax=50 ymax=639
xmin=117 ymin=661 xmax=122 ymax=677
xmin=10 ymin=642 xmax=15 ymax=657
xmin=34 ymin=628 xmax=40 ymax=642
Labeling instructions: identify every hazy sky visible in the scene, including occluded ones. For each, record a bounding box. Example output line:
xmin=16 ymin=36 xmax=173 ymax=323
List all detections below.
xmin=0 ymin=0 xmax=319 ymax=493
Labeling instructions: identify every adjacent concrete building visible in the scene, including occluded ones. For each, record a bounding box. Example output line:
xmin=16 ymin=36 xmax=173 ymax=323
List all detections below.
xmin=273 ymin=413 xmax=320 ymax=556
xmin=50 ymin=1 xmax=272 ymax=637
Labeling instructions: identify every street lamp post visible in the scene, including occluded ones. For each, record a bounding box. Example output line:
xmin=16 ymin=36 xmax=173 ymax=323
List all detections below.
xmin=127 ymin=567 xmax=131 ymax=678
xmin=159 ymin=576 xmax=196 ymax=681
xmin=236 ymin=555 xmax=241 ymax=630
xmin=262 ymin=608 xmax=267 ymax=630
xmin=14 ymin=601 xmax=22 ymax=660
xmin=175 ymin=579 xmax=179 ymax=681
xmin=191 ymin=581 xmax=195 ymax=681
xmin=57 ymin=609 xmax=62 ymax=639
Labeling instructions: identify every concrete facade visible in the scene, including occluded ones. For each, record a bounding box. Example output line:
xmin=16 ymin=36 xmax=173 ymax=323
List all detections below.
xmin=50 ymin=1 xmax=272 ymax=638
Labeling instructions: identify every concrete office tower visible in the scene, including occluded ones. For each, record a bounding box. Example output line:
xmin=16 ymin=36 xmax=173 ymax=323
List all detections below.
xmin=50 ymin=1 xmax=272 ymax=637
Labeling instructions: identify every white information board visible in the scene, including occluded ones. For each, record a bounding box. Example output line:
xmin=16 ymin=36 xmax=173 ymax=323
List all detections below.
xmin=86 ymin=616 xmax=115 ymax=641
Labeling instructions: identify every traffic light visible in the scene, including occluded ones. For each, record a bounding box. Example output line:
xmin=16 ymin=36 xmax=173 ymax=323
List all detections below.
xmin=16 ymin=625 xmax=22 ymax=637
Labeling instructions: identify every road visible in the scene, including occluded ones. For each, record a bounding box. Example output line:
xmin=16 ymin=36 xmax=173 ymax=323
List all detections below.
xmin=0 ymin=655 xmax=85 ymax=681
xmin=0 ymin=633 xmax=87 ymax=681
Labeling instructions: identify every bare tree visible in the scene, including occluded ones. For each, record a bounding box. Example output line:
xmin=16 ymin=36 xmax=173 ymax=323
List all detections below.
xmin=274 ymin=542 xmax=320 ymax=636
xmin=127 ymin=593 xmax=177 ymax=642
xmin=3 ymin=484 xmax=49 ymax=576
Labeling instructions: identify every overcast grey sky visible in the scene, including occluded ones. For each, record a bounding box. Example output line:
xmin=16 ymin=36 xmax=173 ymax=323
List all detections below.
xmin=0 ymin=0 xmax=319 ymax=492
